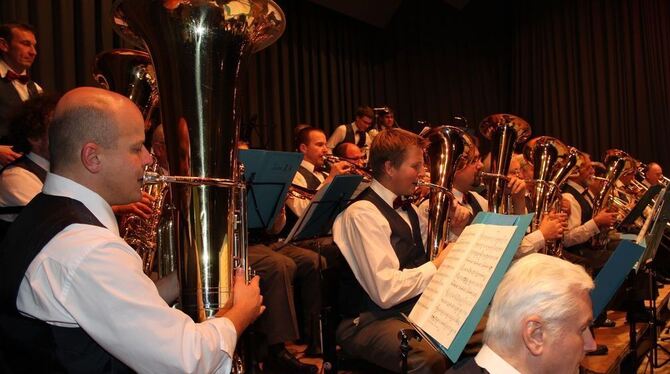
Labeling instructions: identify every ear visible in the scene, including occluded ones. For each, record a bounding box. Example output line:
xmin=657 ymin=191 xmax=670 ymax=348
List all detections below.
xmin=299 ymin=143 xmax=307 ymax=154
xmin=522 ymin=316 xmax=545 ymax=356
xmin=81 ymin=142 xmax=103 ymax=173
xmin=383 ymin=160 xmax=396 ymax=178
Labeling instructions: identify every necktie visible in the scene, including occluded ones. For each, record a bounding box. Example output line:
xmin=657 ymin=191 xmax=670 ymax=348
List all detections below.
xmin=4 ymin=70 xmax=30 ymax=84
xmin=393 ymin=196 xmax=411 ymax=211
xmin=356 ymin=130 xmax=366 ymax=148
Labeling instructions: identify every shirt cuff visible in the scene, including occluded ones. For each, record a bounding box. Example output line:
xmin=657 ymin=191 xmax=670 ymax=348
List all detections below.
xmin=211 ymin=317 xmax=238 ymax=357
xmin=585 ymin=219 xmax=600 ymax=235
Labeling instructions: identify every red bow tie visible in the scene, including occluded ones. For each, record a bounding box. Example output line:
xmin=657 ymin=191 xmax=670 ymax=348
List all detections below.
xmin=4 ymin=70 xmax=30 ymax=84
xmin=393 ymin=196 xmax=412 ymax=211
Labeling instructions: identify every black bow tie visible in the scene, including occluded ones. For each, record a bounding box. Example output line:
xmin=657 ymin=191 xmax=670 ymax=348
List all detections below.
xmin=4 ymin=70 xmax=29 ymax=84
xmin=393 ymin=196 xmax=412 ymax=211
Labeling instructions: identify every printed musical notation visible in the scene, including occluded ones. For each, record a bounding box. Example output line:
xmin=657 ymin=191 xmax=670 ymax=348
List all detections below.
xmin=408 ymin=223 xmax=516 ymax=349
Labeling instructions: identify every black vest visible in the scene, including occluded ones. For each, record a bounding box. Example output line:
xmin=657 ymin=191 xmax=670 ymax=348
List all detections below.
xmin=0 ymin=194 xmax=133 ymax=373
xmin=446 ymin=357 xmax=489 ymax=373
xmin=466 ymin=191 xmax=484 ymax=216
xmin=562 ymin=184 xmax=593 ymax=225
xmin=280 ymin=166 xmax=323 ymax=239
xmin=338 ymin=187 xmax=427 ymax=318
xmin=0 ymin=155 xmax=48 ymax=216
xmin=340 ymin=124 xmax=367 ymax=148
xmin=0 ymin=77 xmax=39 ymax=139
xmin=562 ymin=183 xmax=594 ymax=252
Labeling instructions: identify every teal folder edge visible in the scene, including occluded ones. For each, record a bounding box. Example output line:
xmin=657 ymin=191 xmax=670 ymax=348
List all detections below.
xmin=239 ymin=149 xmax=303 ymax=229
xmin=434 ymin=212 xmax=534 ymax=363
xmin=591 ymin=240 xmax=645 ymax=317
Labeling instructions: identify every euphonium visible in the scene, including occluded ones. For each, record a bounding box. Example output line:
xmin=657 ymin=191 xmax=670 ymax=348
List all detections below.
xmin=422 ymin=126 xmax=475 ymax=260
xmin=591 ymin=149 xmax=638 ymax=247
xmin=523 ymin=137 xmax=579 ymax=257
xmin=119 ymin=156 xmax=169 ymax=275
xmin=92 ymin=49 xmax=159 ymax=129
xmin=112 ymin=0 xmax=285 ymax=323
xmin=479 ymin=114 xmax=532 ymax=213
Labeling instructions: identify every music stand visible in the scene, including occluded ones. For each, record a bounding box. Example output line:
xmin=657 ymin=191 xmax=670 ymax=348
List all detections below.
xmin=626 ymin=187 xmax=670 ymax=372
xmin=620 ymin=184 xmax=663 ymax=229
xmin=280 ymin=174 xmax=363 ymax=369
xmin=239 ymin=149 xmax=303 ymax=230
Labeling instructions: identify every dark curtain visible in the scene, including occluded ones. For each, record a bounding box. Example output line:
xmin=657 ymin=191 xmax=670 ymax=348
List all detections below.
xmin=2 ymin=0 xmax=670 ymax=167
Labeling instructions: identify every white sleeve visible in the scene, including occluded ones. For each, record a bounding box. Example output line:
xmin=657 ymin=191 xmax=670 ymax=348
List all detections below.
xmin=333 ymin=202 xmax=436 ymax=309
xmin=51 ymin=231 xmax=236 ymax=373
xmin=326 ymin=125 xmax=347 ymax=150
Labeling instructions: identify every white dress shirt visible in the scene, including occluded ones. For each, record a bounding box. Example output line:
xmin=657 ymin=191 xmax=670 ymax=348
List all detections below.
xmin=474 ymin=344 xmax=521 ymax=374
xmin=0 ymin=152 xmax=48 ymax=222
xmin=450 ymin=188 xmax=545 ymax=257
xmin=333 ymin=180 xmax=435 ymax=309
xmin=0 ymin=60 xmax=43 ymax=101
xmin=287 ymin=159 xmax=327 ymax=217
xmin=326 ymin=122 xmax=372 ymax=150
xmin=16 ymin=173 xmax=237 ymax=374
xmin=561 ymin=180 xmax=600 ymax=247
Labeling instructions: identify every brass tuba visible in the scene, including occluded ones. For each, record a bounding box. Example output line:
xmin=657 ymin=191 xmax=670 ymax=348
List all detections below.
xmin=479 ymin=114 xmax=532 ymax=213
xmin=112 ymin=0 xmax=285 ymax=323
xmin=422 ymin=126 xmax=476 ymax=260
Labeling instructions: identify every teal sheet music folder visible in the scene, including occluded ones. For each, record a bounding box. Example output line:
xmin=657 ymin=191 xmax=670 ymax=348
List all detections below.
xmin=405 ymin=212 xmax=533 ymax=363
xmin=239 ymin=149 xmax=303 ymax=229
xmin=591 ymin=240 xmax=645 ymax=317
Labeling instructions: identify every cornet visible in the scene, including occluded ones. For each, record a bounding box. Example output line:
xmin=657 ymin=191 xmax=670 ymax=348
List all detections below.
xmin=322 ymin=154 xmax=372 ymax=183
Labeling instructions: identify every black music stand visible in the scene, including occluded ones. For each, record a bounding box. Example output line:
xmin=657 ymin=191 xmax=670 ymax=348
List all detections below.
xmin=239 ymin=149 xmax=303 ymax=230
xmin=280 ymin=175 xmax=362 ymax=372
xmin=620 ymin=184 xmax=663 ymax=230
xmin=625 ymin=187 xmax=670 ymax=372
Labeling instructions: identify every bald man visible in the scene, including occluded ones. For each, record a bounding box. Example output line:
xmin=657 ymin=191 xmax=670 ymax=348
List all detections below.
xmin=0 ymin=87 xmax=263 ymax=373
xmin=644 ymin=162 xmax=663 ymax=187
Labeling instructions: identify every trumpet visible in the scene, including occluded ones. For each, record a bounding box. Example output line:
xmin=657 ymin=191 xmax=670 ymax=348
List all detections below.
xmin=322 ymin=154 xmax=372 ymax=182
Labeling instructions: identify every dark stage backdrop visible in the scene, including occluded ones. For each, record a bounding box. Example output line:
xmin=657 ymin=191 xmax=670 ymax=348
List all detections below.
xmin=2 ymin=0 xmax=669 ymax=167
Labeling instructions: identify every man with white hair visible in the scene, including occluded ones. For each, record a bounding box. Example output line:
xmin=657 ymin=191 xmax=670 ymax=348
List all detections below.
xmin=448 ymin=253 xmax=596 ymax=373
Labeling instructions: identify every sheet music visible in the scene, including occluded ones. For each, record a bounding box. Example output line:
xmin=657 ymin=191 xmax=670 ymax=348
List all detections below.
xmin=408 ymin=223 xmax=516 ymax=349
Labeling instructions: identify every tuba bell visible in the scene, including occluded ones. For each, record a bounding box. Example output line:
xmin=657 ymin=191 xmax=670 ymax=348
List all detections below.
xmin=422 ymin=126 xmax=476 ymax=260
xmin=112 ymin=0 xmax=285 ymax=323
xmin=479 ymin=114 xmax=532 ymax=213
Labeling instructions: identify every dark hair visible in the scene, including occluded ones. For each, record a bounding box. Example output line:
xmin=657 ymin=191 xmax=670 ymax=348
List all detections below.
xmin=355 ymin=106 xmax=374 ymax=119
xmin=294 ymin=125 xmax=324 ymax=151
xmin=369 ymin=128 xmax=426 ymax=179
xmin=9 ymin=93 xmax=59 ymax=153
xmin=0 ymin=23 xmax=36 ymax=44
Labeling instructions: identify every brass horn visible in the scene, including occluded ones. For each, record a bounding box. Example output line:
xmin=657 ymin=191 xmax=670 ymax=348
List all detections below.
xmin=112 ymin=0 xmax=285 ymax=323
xmin=422 ymin=126 xmax=475 ymax=260
xmin=479 ymin=113 xmax=532 ymax=213
xmin=92 ymin=48 xmax=159 ymax=130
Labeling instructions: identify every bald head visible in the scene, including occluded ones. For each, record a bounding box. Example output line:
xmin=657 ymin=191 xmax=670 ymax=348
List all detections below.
xmin=646 ymin=162 xmax=663 ymax=186
xmin=49 ymin=87 xmax=143 ymax=173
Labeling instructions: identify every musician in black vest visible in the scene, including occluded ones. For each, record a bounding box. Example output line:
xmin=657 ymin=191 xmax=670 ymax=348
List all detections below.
xmin=326 ymin=106 xmax=374 ymax=151
xmin=0 ymin=94 xmax=57 ymax=234
xmin=0 ymin=87 xmax=264 ymax=373
xmin=0 ymin=23 xmax=43 ymax=165
xmin=561 ymin=153 xmax=617 ymax=269
xmin=447 ymin=254 xmax=597 ymax=373
xmin=333 ymin=128 xmax=451 ymax=373
xmin=449 ymin=150 xmax=564 ymax=255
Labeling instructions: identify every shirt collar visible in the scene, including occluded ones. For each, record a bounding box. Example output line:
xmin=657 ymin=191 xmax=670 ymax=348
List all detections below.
xmin=370 ymin=179 xmax=398 ymax=209
xmin=300 ymin=159 xmax=316 ymax=173
xmin=567 ymin=180 xmax=586 ymax=194
xmin=0 ymin=59 xmax=27 ymax=78
xmin=42 ymin=173 xmax=120 ymax=235
xmin=26 ymin=152 xmax=49 ymax=172
xmin=475 ymin=344 xmax=522 ymax=374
